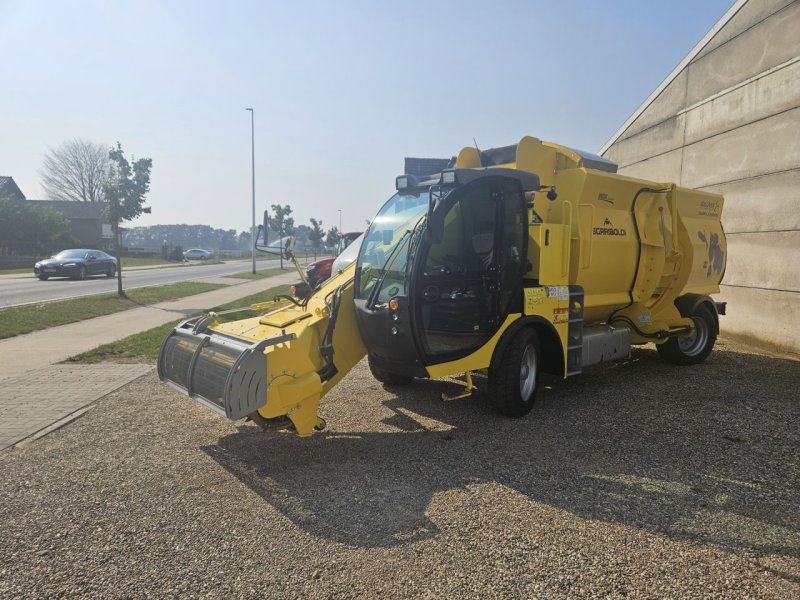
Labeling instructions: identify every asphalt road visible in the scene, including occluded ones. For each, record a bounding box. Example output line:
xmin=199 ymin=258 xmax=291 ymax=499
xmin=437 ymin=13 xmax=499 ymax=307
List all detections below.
xmin=0 ymin=259 xmax=285 ymax=307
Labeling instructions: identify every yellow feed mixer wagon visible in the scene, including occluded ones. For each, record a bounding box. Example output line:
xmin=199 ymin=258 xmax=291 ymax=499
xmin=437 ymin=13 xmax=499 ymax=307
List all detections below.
xmin=158 ymin=136 xmax=727 ymax=437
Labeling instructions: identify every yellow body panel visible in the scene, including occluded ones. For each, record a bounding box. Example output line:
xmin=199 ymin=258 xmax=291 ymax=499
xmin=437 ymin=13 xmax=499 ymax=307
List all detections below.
xmin=159 ymin=135 xmax=726 ymax=435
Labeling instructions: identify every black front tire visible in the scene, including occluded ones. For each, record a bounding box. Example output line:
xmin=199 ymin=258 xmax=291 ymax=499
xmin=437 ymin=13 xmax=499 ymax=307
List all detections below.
xmin=106 ymin=266 xmax=116 ymax=278
xmin=487 ymin=328 xmax=540 ymax=417
xmin=368 ymin=355 xmax=413 ymax=386
xmin=38 ymin=274 xmax=49 ymax=281
xmin=656 ymin=304 xmax=717 ymax=365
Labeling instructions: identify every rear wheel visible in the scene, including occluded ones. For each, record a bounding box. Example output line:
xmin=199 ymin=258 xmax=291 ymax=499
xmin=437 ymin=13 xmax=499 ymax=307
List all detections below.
xmin=656 ymin=304 xmax=717 ymax=365
xmin=368 ymin=355 xmax=413 ymax=386
xmin=487 ymin=328 xmax=540 ymax=417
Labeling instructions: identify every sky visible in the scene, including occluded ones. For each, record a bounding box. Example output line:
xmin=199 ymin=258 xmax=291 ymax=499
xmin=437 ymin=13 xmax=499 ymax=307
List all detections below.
xmin=1 ymin=0 xmax=735 ymax=234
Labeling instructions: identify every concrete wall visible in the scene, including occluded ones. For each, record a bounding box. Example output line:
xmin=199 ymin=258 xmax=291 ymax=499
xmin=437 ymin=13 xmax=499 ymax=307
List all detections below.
xmin=603 ymin=0 xmax=800 ymax=356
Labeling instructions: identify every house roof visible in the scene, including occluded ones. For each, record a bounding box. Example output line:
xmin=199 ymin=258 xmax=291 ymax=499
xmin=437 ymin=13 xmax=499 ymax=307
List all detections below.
xmin=599 ymin=0 xmax=749 ymax=155
xmin=0 ymin=176 xmax=26 ymax=201
xmin=26 ymin=199 xmax=109 ymax=221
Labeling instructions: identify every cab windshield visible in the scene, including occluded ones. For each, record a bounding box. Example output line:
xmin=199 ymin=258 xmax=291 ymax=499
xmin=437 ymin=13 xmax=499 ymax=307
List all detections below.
xmin=356 ymin=191 xmax=430 ymax=304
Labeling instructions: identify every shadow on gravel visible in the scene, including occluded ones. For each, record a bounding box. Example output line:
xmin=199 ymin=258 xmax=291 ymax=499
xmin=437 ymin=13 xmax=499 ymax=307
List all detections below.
xmin=204 ymin=346 xmax=800 ymax=555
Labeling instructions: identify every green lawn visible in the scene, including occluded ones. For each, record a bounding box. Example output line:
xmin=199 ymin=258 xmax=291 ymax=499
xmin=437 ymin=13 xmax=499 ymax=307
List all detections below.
xmin=0 ymin=281 xmax=226 ymax=340
xmin=224 ymin=267 xmax=288 ymax=280
xmin=121 ymin=257 xmax=225 ymax=268
xmin=68 ymin=283 xmax=291 ymax=363
xmin=119 ymin=256 xmax=178 ymax=268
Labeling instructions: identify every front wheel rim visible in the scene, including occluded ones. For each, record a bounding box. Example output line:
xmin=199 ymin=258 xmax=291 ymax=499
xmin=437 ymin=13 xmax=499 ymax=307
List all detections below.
xmin=678 ymin=316 xmax=709 ymax=356
xmin=519 ymin=344 xmax=537 ymax=400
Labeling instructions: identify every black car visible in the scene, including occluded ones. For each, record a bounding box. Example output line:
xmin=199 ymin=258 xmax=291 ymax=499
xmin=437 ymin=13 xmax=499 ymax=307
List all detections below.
xmin=34 ymin=249 xmax=117 ymax=281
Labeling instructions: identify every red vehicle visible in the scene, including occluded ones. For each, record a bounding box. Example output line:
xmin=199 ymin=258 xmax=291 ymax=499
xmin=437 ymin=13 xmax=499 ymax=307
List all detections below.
xmin=305 ymin=231 xmax=361 ymax=289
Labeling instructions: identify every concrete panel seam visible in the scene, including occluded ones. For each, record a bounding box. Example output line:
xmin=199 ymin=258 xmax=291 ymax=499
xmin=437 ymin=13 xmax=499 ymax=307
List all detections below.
xmin=697 ymin=166 xmax=800 ymax=189
xmin=678 ymin=56 xmax=800 ymax=116
xmin=616 ymin=106 xmax=800 ymax=172
xmin=726 ymin=229 xmax=799 ymax=235
xmin=721 ymin=283 xmax=800 ymax=294
xmin=599 ymin=0 xmax=749 ymax=155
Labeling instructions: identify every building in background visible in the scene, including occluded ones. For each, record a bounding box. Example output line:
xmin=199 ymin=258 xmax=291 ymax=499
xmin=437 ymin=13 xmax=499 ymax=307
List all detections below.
xmin=0 ymin=176 xmax=26 ymax=205
xmin=26 ymin=199 xmax=113 ymax=250
xmin=601 ymin=0 xmax=799 ymax=354
xmin=1 ymin=176 xmax=112 ymax=251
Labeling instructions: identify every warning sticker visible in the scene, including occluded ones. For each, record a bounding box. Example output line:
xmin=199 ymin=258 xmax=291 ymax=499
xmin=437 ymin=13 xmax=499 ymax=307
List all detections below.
xmin=553 ymin=307 xmax=569 ymax=324
xmin=546 ymin=286 xmax=569 ymax=301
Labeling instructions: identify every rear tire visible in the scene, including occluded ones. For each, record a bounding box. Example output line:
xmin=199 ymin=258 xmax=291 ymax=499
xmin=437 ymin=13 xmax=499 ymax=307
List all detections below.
xmin=656 ymin=304 xmax=717 ymax=365
xmin=487 ymin=328 xmax=540 ymax=417
xmin=368 ymin=355 xmax=413 ymax=386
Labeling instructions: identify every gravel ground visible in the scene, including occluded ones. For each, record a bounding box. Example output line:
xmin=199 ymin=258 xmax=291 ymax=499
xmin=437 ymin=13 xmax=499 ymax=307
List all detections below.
xmin=1 ymin=337 xmax=798 ymax=598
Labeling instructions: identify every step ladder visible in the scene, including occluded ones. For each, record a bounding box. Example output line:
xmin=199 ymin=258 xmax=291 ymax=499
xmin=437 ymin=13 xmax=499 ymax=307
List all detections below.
xmin=566 ymin=285 xmax=584 ymax=376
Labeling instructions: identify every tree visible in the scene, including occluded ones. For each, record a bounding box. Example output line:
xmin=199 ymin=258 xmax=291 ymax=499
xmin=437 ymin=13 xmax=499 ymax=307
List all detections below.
xmin=308 ymin=218 xmax=324 ymax=259
xmin=325 ymin=226 xmax=340 ymax=253
xmin=103 ymin=143 xmax=152 ymax=296
xmin=0 ymin=194 xmax=77 ymax=255
xmin=268 ymin=204 xmax=295 ymax=269
xmin=40 ymin=139 xmax=110 ymax=202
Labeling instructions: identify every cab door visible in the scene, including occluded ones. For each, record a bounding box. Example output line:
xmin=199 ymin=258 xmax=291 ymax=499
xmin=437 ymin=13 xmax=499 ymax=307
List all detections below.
xmin=412 ymin=177 xmax=526 ymax=364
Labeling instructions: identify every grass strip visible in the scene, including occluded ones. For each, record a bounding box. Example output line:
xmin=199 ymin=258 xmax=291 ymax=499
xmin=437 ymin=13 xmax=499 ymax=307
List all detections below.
xmin=0 ymin=281 xmax=227 ymax=340
xmin=68 ymin=284 xmax=291 ymax=364
xmin=224 ymin=267 xmax=289 ymax=280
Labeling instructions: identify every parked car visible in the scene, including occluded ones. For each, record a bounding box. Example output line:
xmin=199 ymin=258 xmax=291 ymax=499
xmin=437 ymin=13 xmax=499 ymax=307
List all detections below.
xmin=294 ymin=233 xmax=365 ymax=298
xmin=183 ymin=248 xmax=213 ymax=261
xmin=33 ymin=249 xmax=117 ymax=281
xmin=303 ymin=232 xmax=363 ymax=289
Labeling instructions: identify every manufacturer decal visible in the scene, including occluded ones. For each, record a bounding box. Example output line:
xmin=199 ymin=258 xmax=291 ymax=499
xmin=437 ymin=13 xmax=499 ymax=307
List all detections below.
xmin=636 ymin=314 xmax=652 ymax=324
xmin=699 ymin=200 xmax=720 ymax=217
xmin=593 ymin=218 xmax=627 ymax=236
xmin=697 ymin=231 xmax=724 ymax=277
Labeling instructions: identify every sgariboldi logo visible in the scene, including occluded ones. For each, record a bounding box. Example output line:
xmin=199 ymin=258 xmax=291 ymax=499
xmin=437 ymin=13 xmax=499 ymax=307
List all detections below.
xmin=593 ymin=217 xmax=627 ymax=236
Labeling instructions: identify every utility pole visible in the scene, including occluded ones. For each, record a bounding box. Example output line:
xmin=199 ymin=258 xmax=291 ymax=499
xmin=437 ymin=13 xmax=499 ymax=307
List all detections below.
xmin=246 ymin=107 xmax=256 ymax=274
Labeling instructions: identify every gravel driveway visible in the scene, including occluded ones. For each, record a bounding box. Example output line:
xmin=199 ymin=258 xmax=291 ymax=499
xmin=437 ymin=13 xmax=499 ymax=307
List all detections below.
xmin=1 ymin=338 xmax=798 ymax=598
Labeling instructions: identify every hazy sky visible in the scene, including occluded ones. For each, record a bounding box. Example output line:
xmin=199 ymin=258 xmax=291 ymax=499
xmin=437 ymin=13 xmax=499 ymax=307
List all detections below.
xmin=2 ymin=0 xmax=733 ymax=233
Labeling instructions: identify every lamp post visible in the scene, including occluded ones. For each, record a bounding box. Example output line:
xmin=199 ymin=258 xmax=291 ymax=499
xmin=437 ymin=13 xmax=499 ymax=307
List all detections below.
xmin=245 ymin=107 xmax=256 ymax=274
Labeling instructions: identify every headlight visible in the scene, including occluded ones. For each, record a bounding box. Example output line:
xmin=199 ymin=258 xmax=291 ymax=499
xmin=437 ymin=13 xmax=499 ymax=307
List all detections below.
xmin=441 ymin=170 xmax=456 ymax=184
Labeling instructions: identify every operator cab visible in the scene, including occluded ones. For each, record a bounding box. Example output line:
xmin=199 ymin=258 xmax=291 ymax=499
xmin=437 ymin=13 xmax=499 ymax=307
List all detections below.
xmin=354 ymin=168 xmax=539 ymax=377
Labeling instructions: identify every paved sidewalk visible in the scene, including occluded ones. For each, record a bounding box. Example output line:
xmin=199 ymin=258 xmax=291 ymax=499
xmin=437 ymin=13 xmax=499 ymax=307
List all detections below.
xmin=0 ymin=271 xmax=297 ymax=450
xmin=0 ymin=363 xmax=153 ymax=451
xmin=0 ymin=271 xmax=298 ymax=380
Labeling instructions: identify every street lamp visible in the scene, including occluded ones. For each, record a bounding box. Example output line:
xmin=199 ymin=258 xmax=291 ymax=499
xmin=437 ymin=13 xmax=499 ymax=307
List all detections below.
xmin=245 ymin=107 xmax=256 ymax=274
